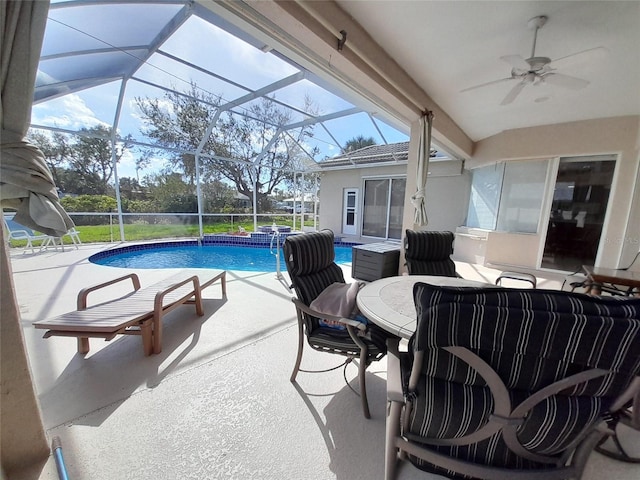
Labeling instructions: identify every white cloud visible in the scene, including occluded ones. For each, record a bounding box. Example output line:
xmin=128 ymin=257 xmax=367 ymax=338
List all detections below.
xmin=32 ymin=94 xmax=108 ymax=130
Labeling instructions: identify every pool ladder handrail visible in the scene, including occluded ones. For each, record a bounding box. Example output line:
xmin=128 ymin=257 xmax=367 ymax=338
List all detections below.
xmin=270 ymin=225 xmax=284 ymax=280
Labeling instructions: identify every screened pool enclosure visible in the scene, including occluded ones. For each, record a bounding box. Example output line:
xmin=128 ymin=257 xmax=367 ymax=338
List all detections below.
xmin=29 ymin=0 xmax=410 ymax=241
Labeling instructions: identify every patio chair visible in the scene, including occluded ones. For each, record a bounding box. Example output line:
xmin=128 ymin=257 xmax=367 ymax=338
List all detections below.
xmin=2 ymin=215 xmax=55 ymax=253
xmin=404 ymin=230 xmax=459 ymax=277
xmin=33 ymin=269 xmax=227 ymax=356
xmin=385 ymin=283 xmax=640 ymax=480
xmin=53 ymin=227 xmax=82 ymax=250
xmin=282 ymin=229 xmax=388 ymax=418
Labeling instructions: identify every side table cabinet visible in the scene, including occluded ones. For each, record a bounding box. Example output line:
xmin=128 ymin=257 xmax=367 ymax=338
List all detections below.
xmin=352 ymin=242 xmax=401 ymax=282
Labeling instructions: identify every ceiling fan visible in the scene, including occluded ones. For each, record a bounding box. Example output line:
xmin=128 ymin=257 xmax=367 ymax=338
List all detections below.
xmin=461 ymin=15 xmax=605 ymax=105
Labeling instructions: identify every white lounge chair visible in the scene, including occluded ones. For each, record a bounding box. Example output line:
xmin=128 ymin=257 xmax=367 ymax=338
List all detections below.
xmin=2 ymin=215 xmax=55 ymax=253
xmin=51 ymin=227 xmax=82 ymax=250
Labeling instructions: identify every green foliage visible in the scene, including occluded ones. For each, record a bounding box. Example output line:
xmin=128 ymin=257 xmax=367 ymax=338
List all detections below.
xmin=122 ymin=199 xmax=157 ymax=213
xmin=135 ymin=83 xmax=318 ymax=213
xmin=28 ymin=126 xmax=133 ymax=195
xmin=61 ymin=218 xmax=311 ymax=243
xmin=60 ymin=195 xmax=118 ymax=225
xmin=61 ymin=195 xmax=117 ymax=212
xmin=342 ymin=135 xmax=376 ymax=154
xmin=57 ymin=169 xmax=108 ymax=196
xmin=118 ymin=177 xmax=147 ymax=201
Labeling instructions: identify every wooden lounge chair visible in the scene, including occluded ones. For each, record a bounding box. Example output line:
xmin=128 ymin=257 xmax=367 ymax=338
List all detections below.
xmin=33 ymin=269 xmax=227 ymax=356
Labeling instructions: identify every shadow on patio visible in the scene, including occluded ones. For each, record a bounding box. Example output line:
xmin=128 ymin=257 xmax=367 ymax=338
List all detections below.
xmin=10 ymin=243 xmax=640 ymax=480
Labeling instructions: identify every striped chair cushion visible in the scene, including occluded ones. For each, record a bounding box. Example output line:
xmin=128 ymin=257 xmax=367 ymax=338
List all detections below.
xmin=283 ymin=231 xmax=345 ymax=306
xmin=404 ymin=230 xmax=457 ymax=277
xmin=404 ymin=283 xmax=640 ymax=477
xmin=283 ymin=229 xmax=337 ymax=278
xmin=282 ymin=230 xmax=387 ymax=356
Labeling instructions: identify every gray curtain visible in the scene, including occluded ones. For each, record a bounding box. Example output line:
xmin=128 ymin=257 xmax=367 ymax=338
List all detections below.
xmin=1 ymin=0 xmax=73 ymax=237
xmin=410 ymin=110 xmax=434 ymax=227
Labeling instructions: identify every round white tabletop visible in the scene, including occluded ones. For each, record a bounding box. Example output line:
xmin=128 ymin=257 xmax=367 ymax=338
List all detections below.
xmin=356 ymin=275 xmax=493 ymax=339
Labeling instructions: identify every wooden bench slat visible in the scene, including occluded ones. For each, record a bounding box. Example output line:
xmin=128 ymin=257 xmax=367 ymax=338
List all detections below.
xmin=33 ymin=269 xmax=226 ymax=355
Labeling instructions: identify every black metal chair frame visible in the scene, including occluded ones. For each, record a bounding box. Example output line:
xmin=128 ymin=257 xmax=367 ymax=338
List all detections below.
xmin=283 ymin=230 xmax=386 ymax=419
xmin=385 ymin=284 xmax=640 ymax=480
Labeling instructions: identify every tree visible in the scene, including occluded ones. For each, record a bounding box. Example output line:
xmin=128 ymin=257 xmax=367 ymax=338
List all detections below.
xmin=27 ymin=130 xmax=72 ymax=186
xmin=57 ymin=169 xmax=106 ymax=196
xmin=118 ymin=177 xmax=146 ymax=201
xmin=69 ymin=125 xmax=132 ymax=194
xmin=342 ymin=135 xmax=376 ymax=153
xmin=144 ymin=172 xmax=197 ymax=213
xmin=28 ymin=125 xmax=132 ymax=195
xmin=135 ymin=83 xmax=318 ymax=212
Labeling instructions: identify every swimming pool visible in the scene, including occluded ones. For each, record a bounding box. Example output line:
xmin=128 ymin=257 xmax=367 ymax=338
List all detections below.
xmin=90 ymin=242 xmax=354 ymax=272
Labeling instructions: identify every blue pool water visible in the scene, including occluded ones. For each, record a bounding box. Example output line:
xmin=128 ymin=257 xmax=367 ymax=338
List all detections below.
xmin=91 ymin=244 xmax=354 ymax=272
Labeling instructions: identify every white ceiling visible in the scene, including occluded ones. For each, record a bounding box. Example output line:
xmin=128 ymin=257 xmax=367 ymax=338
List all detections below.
xmin=337 ymin=1 xmax=640 ymax=141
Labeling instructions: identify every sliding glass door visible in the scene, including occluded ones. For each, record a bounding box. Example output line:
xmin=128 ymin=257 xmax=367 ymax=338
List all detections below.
xmin=362 ymin=177 xmax=405 ymax=239
xmin=541 ymin=156 xmax=616 ymax=271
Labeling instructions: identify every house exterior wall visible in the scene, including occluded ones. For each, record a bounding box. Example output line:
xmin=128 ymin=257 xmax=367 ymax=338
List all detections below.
xmin=467 ymin=116 xmax=640 ymax=269
xmin=319 ymin=164 xmax=405 ymax=238
xmin=319 ymin=162 xmax=470 ymax=240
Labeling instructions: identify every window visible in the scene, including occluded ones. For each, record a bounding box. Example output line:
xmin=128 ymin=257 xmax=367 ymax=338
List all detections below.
xmin=362 ymin=177 xmax=406 ymax=239
xmin=467 ymin=164 xmax=502 ymax=230
xmin=496 ymin=160 xmax=548 ymax=233
xmin=467 ymin=160 xmax=548 ymax=234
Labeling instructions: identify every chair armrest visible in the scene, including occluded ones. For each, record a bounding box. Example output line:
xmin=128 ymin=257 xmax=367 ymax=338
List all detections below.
xmin=8 ymin=230 xmax=29 ymax=240
xmin=387 ymin=337 xmax=404 ymax=403
xmin=153 ymin=275 xmax=201 ymax=312
xmin=77 ymin=273 xmax=141 ymax=310
xmin=291 ymin=297 xmax=366 ymax=331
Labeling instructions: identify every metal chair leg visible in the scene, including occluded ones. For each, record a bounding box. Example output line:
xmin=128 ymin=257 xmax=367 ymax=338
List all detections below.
xmin=290 ymin=314 xmax=305 ymax=382
xmin=385 ymin=401 xmax=402 ymax=480
xmin=359 ymin=346 xmax=371 ymax=419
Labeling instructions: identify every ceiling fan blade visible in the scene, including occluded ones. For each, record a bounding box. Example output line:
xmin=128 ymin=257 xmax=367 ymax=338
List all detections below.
xmin=500 ymin=81 xmax=527 ymax=105
xmin=500 ymin=55 xmax=530 ymax=72
xmin=460 ymin=77 xmax=514 ymax=93
xmin=551 ymin=47 xmax=608 ymax=69
xmin=543 ymin=73 xmax=589 ymax=90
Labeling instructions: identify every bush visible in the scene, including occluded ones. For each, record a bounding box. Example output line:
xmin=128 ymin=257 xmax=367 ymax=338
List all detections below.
xmin=61 ymin=195 xmax=117 ymax=225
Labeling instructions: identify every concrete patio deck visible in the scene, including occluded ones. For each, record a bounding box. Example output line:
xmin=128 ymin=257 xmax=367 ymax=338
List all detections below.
xmin=9 ymin=242 xmax=640 ymax=480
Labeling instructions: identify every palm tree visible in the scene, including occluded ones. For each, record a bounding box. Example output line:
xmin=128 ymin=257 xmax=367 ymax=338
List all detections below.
xmin=341 ymin=135 xmax=376 ymax=153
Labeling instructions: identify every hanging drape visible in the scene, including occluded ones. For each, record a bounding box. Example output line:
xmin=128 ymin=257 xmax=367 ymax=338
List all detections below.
xmin=410 ymin=110 xmax=434 ymax=227
xmin=0 ymin=0 xmax=74 ymax=237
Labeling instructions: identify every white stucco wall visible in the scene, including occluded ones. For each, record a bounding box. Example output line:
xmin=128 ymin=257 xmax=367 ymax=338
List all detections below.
xmin=319 ymin=161 xmax=470 ymax=240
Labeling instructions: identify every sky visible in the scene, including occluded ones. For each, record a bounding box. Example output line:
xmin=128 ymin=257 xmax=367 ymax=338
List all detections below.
xmin=31 ymin=3 xmax=409 ymax=181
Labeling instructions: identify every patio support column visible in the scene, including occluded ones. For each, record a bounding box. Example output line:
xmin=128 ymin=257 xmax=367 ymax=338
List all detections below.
xmin=0 ymin=233 xmax=49 ymax=475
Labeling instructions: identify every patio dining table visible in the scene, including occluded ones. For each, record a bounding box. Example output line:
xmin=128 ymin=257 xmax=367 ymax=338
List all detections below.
xmin=356 ymin=275 xmax=493 ymax=339
xmin=582 ymin=265 xmax=640 ymax=296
